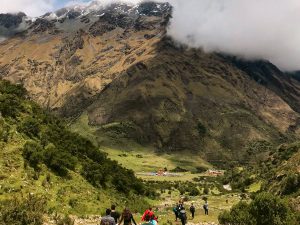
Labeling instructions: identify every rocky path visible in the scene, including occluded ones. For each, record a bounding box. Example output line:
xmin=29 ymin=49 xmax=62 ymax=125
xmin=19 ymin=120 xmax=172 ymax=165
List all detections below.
xmin=187 ymin=223 xmax=218 ymax=225
xmin=44 ymin=215 xmax=101 ymax=225
xmin=45 ymin=220 xmax=219 ymax=225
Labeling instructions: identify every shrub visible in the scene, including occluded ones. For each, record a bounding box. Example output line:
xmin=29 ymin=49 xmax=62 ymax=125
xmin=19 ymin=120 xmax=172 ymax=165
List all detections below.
xmin=55 ymin=215 xmax=75 ymax=225
xmin=0 ymin=118 xmax=10 ymax=142
xmin=189 ymin=186 xmax=200 ymax=196
xmin=0 ymin=194 xmax=47 ymax=225
xmin=195 ymin=166 xmax=207 ymax=173
xmin=22 ymin=140 xmax=44 ymax=169
xmin=218 ymin=192 xmax=298 ymax=225
xmin=249 ymin=193 xmax=297 ymax=225
xmin=170 ymin=167 xmax=188 ymax=172
xmin=0 ymin=80 xmax=27 ymax=97
xmin=17 ymin=117 xmax=40 ymax=138
xmin=219 ymin=201 xmax=254 ymax=225
xmin=281 ymin=174 xmax=300 ymax=195
xmin=203 ymin=187 xmax=209 ymax=195
xmin=197 ymin=122 xmax=207 ymax=136
xmin=0 ymin=93 xmax=23 ymax=118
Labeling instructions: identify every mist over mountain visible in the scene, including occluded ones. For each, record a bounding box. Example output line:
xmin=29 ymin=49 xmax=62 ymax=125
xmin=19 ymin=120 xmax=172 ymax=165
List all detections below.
xmin=167 ymin=0 xmax=300 ymax=72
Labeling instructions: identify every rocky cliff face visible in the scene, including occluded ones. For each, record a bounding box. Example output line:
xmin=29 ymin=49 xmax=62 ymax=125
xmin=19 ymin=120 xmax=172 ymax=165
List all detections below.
xmin=0 ymin=1 xmax=300 ymax=163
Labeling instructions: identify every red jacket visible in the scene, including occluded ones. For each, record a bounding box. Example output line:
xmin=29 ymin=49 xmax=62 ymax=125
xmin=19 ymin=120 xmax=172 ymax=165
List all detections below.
xmin=141 ymin=210 xmax=157 ymax=221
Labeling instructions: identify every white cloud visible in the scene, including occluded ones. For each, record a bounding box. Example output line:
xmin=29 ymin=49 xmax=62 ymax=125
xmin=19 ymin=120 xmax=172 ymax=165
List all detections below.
xmin=167 ymin=0 xmax=300 ymax=71
xmin=0 ymin=0 xmax=55 ymax=17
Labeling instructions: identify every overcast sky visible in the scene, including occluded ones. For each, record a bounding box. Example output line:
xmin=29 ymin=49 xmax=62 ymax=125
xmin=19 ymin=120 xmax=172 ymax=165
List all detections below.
xmin=0 ymin=0 xmax=89 ymax=16
xmin=0 ymin=0 xmax=300 ymax=71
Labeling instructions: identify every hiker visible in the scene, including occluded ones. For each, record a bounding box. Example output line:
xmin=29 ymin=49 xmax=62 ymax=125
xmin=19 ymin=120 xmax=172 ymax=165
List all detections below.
xmin=141 ymin=214 xmax=153 ymax=225
xmin=100 ymin=209 xmax=116 ymax=225
xmin=141 ymin=207 xmax=156 ymax=221
xmin=178 ymin=200 xmax=184 ymax=210
xmin=189 ymin=203 xmax=195 ymax=219
xmin=150 ymin=214 xmax=158 ymax=225
xmin=119 ymin=208 xmax=137 ymax=225
xmin=179 ymin=207 xmax=187 ymax=225
xmin=173 ymin=203 xmax=179 ymax=221
xmin=203 ymin=201 xmax=208 ymax=215
xmin=111 ymin=204 xmax=121 ymax=223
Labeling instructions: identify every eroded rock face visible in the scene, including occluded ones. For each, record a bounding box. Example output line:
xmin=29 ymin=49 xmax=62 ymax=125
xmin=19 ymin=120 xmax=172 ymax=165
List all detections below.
xmin=0 ymin=2 xmax=170 ymax=114
xmin=0 ymin=1 xmax=300 ymax=162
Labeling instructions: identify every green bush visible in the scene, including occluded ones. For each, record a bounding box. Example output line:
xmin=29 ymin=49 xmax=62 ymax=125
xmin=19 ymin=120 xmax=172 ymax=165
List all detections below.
xmin=17 ymin=117 xmax=41 ymax=138
xmin=0 ymin=118 xmax=10 ymax=142
xmin=0 ymin=80 xmax=26 ymax=118
xmin=22 ymin=140 xmax=44 ymax=169
xmin=219 ymin=201 xmax=254 ymax=225
xmin=55 ymin=215 xmax=75 ymax=225
xmin=188 ymin=186 xmax=200 ymax=196
xmin=0 ymin=80 xmax=27 ymax=97
xmin=0 ymin=93 xmax=23 ymax=118
xmin=203 ymin=187 xmax=209 ymax=195
xmin=218 ymin=192 xmax=298 ymax=225
xmin=0 ymin=194 xmax=47 ymax=225
xmin=197 ymin=122 xmax=207 ymax=136
xmin=281 ymin=174 xmax=300 ymax=195
xmin=170 ymin=166 xmax=188 ymax=172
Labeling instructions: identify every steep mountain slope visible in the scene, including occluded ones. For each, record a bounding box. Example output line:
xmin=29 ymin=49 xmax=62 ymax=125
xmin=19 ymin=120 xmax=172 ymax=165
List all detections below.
xmin=86 ymin=40 xmax=300 ymax=157
xmin=264 ymin=142 xmax=300 ymax=197
xmin=1 ymin=1 xmax=300 ymax=164
xmin=0 ymin=80 xmax=148 ymax=215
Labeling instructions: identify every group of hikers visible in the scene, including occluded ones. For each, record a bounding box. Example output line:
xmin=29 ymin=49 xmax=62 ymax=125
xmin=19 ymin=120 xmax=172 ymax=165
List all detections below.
xmin=172 ymin=200 xmax=209 ymax=225
xmin=101 ymin=200 xmax=209 ymax=225
xmin=100 ymin=205 xmax=157 ymax=225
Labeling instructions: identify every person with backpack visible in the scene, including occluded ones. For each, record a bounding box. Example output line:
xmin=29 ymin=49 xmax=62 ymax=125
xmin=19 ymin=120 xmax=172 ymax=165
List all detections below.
xmin=119 ymin=208 xmax=137 ymax=225
xmin=100 ymin=209 xmax=116 ymax=225
xmin=150 ymin=214 xmax=157 ymax=225
xmin=111 ymin=205 xmax=121 ymax=224
xmin=141 ymin=214 xmax=153 ymax=225
xmin=189 ymin=203 xmax=195 ymax=219
xmin=173 ymin=203 xmax=179 ymax=221
xmin=178 ymin=207 xmax=187 ymax=225
xmin=141 ymin=207 xmax=157 ymax=222
xmin=203 ymin=201 xmax=208 ymax=215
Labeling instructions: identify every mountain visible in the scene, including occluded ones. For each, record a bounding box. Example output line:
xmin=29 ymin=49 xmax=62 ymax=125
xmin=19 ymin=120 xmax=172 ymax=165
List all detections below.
xmin=1 ymin=1 xmax=300 ymax=165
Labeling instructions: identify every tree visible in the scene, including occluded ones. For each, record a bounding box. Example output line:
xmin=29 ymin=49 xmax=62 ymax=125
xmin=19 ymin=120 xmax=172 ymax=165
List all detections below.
xmin=249 ymin=193 xmax=296 ymax=225
xmin=218 ymin=192 xmax=298 ymax=225
xmin=219 ymin=201 xmax=254 ymax=225
xmin=18 ymin=117 xmax=40 ymax=138
xmin=197 ymin=122 xmax=207 ymax=136
xmin=203 ymin=187 xmax=209 ymax=195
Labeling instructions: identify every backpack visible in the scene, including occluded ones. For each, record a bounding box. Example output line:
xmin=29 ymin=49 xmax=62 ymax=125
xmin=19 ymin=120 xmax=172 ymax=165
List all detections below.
xmin=190 ymin=206 xmax=195 ymax=212
xmin=179 ymin=210 xmax=187 ymax=221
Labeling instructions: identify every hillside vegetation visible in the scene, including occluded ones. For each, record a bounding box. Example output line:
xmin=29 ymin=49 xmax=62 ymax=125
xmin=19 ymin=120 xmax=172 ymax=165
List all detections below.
xmin=0 ymin=80 xmax=150 ymax=217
